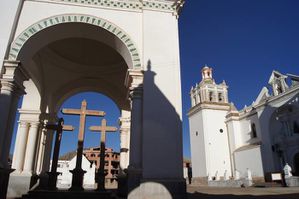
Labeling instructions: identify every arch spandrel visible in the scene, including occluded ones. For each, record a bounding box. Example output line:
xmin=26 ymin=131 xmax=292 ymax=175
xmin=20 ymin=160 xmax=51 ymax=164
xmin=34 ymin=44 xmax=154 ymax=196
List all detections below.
xmin=9 ymin=14 xmax=142 ymax=69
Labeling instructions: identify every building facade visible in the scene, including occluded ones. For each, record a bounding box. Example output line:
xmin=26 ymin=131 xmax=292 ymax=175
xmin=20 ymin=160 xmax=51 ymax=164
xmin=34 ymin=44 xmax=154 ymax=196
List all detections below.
xmin=84 ymin=147 xmax=120 ymax=187
xmin=189 ymin=66 xmax=299 ymax=183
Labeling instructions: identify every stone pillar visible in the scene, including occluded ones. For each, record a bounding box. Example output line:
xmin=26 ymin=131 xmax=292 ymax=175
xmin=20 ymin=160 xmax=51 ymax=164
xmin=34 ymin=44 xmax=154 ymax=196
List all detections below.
xmin=0 ymin=60 xmax=28 ymax=166
xmin=126 ymin=70 xmax=144 ymax=196
xmin=119 ymin=111 xmax=131 ymax=171
xmin=35 ymin=126 xmax=47 ymax=174
xmin=0 ymin=60 xmax=28 ymax=199
xmin=41 ymin=130 xmax=54 ymax=172
xmin=23 ymin=122 xmax=40 ymax=174
xmin=35 ymin=116 xmax=55 ymax=190
xmin=12 ymin=121 xmax=29 ymax=173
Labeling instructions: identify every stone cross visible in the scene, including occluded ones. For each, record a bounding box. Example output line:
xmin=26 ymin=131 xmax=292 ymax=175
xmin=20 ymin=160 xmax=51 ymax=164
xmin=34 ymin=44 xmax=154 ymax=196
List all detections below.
xmin=45 ymin=118 xmax=74 ymax=190
xmin=89 ymin=119 xmax=118 ymax=191
xmin=62 ymin=100 xmax=105 ymax=190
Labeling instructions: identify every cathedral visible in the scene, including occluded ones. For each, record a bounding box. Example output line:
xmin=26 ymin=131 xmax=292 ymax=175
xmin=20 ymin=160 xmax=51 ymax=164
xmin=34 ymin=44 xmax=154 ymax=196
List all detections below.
xmin=189 ymin=66 xmax=299 ymax=183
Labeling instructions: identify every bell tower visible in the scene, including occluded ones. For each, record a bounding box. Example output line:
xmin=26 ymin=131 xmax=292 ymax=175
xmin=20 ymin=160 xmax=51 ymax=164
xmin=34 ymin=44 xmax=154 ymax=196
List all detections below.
xmin=188 ymin=66 xmax=232 ymax=182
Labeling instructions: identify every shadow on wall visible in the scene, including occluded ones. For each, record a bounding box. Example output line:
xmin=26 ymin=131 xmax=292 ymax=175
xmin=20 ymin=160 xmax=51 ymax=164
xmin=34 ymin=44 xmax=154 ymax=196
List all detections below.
xmin=187 ymin=192 xmax=299 ymax=199
xmin=127 ymin=60 xmax=186 ymax=198
xmin=258 ymin=92 xmax=299 ymax=176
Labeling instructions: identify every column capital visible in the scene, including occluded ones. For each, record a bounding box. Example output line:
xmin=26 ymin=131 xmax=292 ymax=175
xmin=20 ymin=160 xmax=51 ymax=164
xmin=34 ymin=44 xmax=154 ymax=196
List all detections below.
xmin=29 ymin=122 xmax=40 ymax=128
xmin=125 ymin=69 xmax=144 ymax=88
xmin=18 ymin=120 xmax=29 ymax=128
xmin=119 ymin=116 xmax=131 ymax=124
xmin=1 ymin=60 xmax=29 ymax=95
xmin=129 ymin=86 xmax=143 ymax=100
xmin=40 ymin=113 xmax=58 ymax=123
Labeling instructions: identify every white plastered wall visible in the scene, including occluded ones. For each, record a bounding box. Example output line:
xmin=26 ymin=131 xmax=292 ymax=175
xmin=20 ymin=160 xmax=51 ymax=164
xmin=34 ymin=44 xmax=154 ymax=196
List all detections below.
xmin=202 ymin=109 xmax=232 ymax=177
xmin=0 ymin=0 xmax=22 ymax=72
xmin=189 ymin=111 xmax=207 ymax=177
xmin=142 ymin=9 xmax=183 ymax=179
xmin=234 ymin=146 xmax=264 ymax=177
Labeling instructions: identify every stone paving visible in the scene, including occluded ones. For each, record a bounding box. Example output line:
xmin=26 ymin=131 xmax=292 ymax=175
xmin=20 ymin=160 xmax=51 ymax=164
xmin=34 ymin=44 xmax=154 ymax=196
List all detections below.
xmin=187 ymin=185 xmax=299 ymax=199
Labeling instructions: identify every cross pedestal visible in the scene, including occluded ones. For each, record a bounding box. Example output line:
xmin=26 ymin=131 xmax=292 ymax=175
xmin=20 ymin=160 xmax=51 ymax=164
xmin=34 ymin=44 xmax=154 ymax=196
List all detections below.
xmin=89 ymin=119 xmax=118 ymax=191
xmin=62 ymin=100 xmax=105 ymax=191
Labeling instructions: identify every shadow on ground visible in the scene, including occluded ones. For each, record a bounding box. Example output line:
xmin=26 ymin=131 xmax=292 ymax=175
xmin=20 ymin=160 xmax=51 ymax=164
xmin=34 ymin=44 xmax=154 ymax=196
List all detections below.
xmin=188 ymin=192 xmax=299 ymax=199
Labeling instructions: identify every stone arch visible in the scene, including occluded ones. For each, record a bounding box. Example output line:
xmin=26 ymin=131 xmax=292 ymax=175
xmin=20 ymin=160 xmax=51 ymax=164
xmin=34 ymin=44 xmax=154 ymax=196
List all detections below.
xmin=52 ymin=78 xmax=129 ymax=114
xmin=9 ymin=14 xmax=142 ymax=69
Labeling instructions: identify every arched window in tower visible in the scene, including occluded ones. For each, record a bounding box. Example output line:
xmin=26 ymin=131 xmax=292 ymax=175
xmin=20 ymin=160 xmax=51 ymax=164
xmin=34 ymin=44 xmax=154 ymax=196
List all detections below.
xmin=218 ymin=93 xmax=223 ymax=102
xmin=209 ymin=91 xmax=214 ymax=102
xmin=251 ymin=123 xmax=257 ymax=138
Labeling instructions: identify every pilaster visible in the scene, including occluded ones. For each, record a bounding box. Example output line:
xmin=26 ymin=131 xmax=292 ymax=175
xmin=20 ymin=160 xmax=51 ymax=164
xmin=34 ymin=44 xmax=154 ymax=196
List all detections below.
xmin=0 ymin=60 xmax=28 ymax=169
xmin=125 ymin=70 xmax=144 ymax=196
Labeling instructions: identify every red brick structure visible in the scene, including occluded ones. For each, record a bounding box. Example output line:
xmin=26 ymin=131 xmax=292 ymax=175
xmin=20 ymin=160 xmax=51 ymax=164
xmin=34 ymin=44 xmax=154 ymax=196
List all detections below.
xmin=83 ymin=147 xmax=120 ymax=186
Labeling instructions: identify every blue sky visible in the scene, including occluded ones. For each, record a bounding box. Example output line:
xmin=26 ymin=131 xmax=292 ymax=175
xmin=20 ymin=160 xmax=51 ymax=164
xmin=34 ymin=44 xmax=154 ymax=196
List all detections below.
xmin=180 ymin=0 xmax=299 ymax=157
xmin=10 ymin=0 xmax=299 ymax=159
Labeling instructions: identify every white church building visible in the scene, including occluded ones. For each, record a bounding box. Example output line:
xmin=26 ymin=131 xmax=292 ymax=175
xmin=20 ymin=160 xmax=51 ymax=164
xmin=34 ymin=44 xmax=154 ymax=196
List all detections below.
xmin=188 ymin=66 xmax=299 ymax=183
xmin=55 ymin=155 xmax=96 ymax=189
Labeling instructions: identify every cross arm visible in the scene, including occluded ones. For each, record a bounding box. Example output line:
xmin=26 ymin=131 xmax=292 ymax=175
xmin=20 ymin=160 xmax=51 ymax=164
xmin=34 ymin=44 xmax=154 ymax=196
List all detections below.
xmin=63 ymin=125 xmax=75 ymax=131
xmin=61 ymin=108 xmax=82 ymax=115
xmin=89 ymin=126 xmax=118 ymax=132
xmin=85 ymin=110 xmax=106 ymax=117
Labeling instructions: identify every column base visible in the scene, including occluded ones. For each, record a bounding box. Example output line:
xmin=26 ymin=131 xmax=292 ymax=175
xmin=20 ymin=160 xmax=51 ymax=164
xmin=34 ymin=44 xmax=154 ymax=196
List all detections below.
xmin=7 ymin=171 xmax=38 ymax=198
xmin=127 ymin=167 xmax=142 ymax=196
xmin=117 ymin=172 xmax=128 ymax=197
xmin=46 ymin=171 xmax=61 ymax=190
xmin=69 ymin=168 xmax=86 ymax=191
xmin=0 ymin=168 xmax=14 ymax=199
xmin=128 ymin=178 xmax=186 ymax=199
xmin=34 ymin=172 xmax=49 ymax=190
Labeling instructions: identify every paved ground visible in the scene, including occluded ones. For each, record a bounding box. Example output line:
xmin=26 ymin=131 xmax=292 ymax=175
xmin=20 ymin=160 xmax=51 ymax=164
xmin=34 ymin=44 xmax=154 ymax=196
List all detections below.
xmin=187 ymin=185 xmax=299 ymax=199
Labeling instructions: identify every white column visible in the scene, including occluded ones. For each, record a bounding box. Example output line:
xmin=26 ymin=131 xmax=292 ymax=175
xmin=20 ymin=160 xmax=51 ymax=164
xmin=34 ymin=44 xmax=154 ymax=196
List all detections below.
xmin=41 ymin=130 xmax=54 ymax=172
xmin=23 ymin=122 xmax=40 ymax=174
xmin=0 ymin=60 xmax=28 ymax=168
xmin=120 ymin=131 xmax=126 ymax=169
xmin=119 ymin=111 xmax=131 ymax=171
xmin=120 ymin=129 xmax=129 ymax=169
xmin=12 ymin=121 xmax=29 ymax=173
xmin=35 ymin=125 xmax=46 ymax=174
